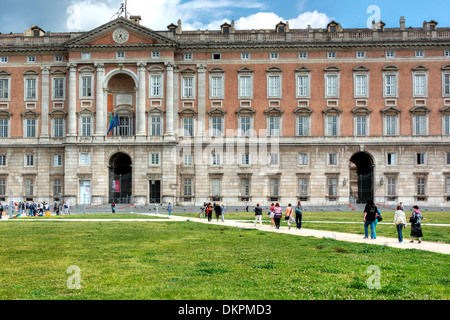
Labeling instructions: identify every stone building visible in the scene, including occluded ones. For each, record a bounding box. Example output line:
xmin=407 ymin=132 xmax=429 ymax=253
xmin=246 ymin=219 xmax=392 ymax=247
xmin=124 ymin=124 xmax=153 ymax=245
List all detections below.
xmin=0 ymin=16 xmax=449 ymax=207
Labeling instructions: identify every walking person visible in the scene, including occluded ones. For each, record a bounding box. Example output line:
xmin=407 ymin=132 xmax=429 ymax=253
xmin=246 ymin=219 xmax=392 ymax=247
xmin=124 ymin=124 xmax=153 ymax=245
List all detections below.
xmin=245 ymin=201 xmax=249 ymax=212
xmin=167 ymin=202 xmax=173 ymax=217
xmin=155 ymin=203 xmax=159 ymax=214
xmin=295 ymin=201 xmax=303 ymax=229
xmin=254 ymin=203 xmax=263 ymax=227
xmin=111 ymin=203 xmax=116 ymax=213
xmin=269 ymin=203 xmax=275 ymax=228
xmin=273 ymin=203 xmax=282 ymax=229
xmin=214 ymin=202 xmax=222 ymax=222
xmin=363 ymin=199 xmax=378 ymax=239
xmin=206 ymin=203 xmax=213 ymax=222
xmin=410 ymin=205 xmax=425 ymax=243
xmin=285 ymin=204 xmax=293 ymax=229
xmin=394 ymin=205 xmax=407 ymax=243
xmin=221 ymin=203 xmax=227 ymax=222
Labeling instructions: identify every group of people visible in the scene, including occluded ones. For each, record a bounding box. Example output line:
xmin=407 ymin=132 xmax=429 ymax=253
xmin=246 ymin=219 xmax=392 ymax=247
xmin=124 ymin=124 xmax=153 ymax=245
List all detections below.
xmin=363 ymin=200 xmax=426 ymax=243
xmin=201 ymin=202 xmax=228 ymax=222
xmin=0 ymin=201 xmax=70 ymax=217
xmin=254 ymin=202 xmax=304 ymax=229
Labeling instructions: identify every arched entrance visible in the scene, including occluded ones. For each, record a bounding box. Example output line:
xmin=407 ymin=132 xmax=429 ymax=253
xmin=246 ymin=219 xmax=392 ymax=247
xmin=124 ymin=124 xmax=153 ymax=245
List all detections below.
xmin=349 ymin=152 xmax=374 ymax=204
xmin=109 ymin=153 xmax=132 ymax=204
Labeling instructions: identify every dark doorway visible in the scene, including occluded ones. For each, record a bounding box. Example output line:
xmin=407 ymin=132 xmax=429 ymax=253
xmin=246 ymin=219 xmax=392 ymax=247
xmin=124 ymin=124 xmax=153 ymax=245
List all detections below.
xmin=109 ymin=153 xmax=132 ymax=204
xmin=349 ymin=152 xmax=374 ymax=204
xmin=149 ymin=180 xmax=161 ymax=204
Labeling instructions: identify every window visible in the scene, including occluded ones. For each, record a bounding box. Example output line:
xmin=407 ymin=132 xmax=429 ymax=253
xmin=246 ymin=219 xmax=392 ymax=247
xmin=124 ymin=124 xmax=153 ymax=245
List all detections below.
xmin=53 ymin=155 xmax=62 ymax=167
xmin=0 ymin=119 xmax=8 ymax=138
xmin=325 ymin=74 xmax=338 ymax=97
xmin=355 ymin=74 xmax=368 ymax=97
xmin=297 ymin=116 xmax=309 ymax=136
xmin=81 ymin=52 xmax=91 ymax=60
xmin=328 ymin=153 xmax=337 ymax=166
xmin=447 ymin=177 xmax=450 ymax=195
xmin=81 ymin=75 xmax=93 ymax=98
xmin=81 ymin=117 xmax=92 ymax=136
xmin=212 ymin=53 xmax=221 ymax=60
xmin=80 ymin=153 xmax=90 ymax=166
xmin=270 ymin=153 xmax=279 ymax=166
xmin=268 ymin=116 xmax=280 ymax=136
xmin=150 ymin=153 xmax=160 ymax=166
xmin=417 ymin=178 xmax=426 ymax=195
xmin=25 ymin=79 xmax=37 ymax=100
xmin=150 ymin=116 xmax=162 ymax=136
xmin=299 ymin=153 xmax=308 ymax=165
xmin=151 ymin=51 xmax=160 ymax=58
xmin=183 ymin=178 xmax=192 ymax=197
xmin=296 ymin=75 xmax=310 ymax=98
xmin=210 ymin=76 xmax=224 ymax=99
xmin=150 ymin=75 xmax=163 ymax=97
xmin=25 ymin=154 xmax=34 ymax=166
xmin=0 ymin=79 xmax=9 ymax=99
xmin=385 ymin=115 xmax=398 ymax=136
xmin=239 ymin=75 xmax=252 ymax=98
xmin=444 ymin=115 xmax=450 ymax=135
xmin=298 ymin=52 xmax=308 ymax=59
xmin=443 ymin=73 xmax=450 ymax=96
xmin=387 ymin=178 xmax=397 ymax=196
xmin=268 ymin=75 xmax=281 ymax=98
xmin=116 ymin=51 xmax=125 ymax=59
xmin=445 ymin=50 xmax=450 ymax=57
xmin=27 ymin=56 xmax=36 ymax=63
xmin=53 ymin=179 xmax=62 ymax=197
xmin=355 ymin=115 xmax=367 ymax=136
xmin=356 ymin=51 xmax=366 ymax=58
xmin=447 ymin=153 xmax=450 ymax=165
xmin=241 ymin=153 xmax=250 ymax=166
xmin=184 ymin=154 xmax=192 ymax=166
xmin=118 ymin=117 xmax=133 ymax=136
xmin=0 ymin=154 xmax=6 ymax=166
xmin=416 ymin=153 xmax=426 ymax=165
xmin=211 ymin=117 xmax=223 ymax=137
xmin=270 ymin=178 xmax=279 ymax=196
xmin=239 ymin=116 xmax=251 ymax=137
xmin=0 ymin=178 xmax=5 ymax=197
xmin=270 ymin=52 xmax=279 ymax=59
xmin=328 ymin=178 xmax=337 ymax=196
xmin=53 ymin=118 xmax=64 ymax=137
xmin=387 ymin=153 xmax=397 ymax=165
xmin=299 ymin=178 xmax=308 ymax=196
xmin=327 ymin=51 xmax=336 ymax=58
xmin=183 ymin=117 xmax=194 ymax=137
xmin=241 ymin=53 xmax=250 ymax=60
xmin=384 ymin=74 xmax=397 ymax=97
xmin=25 ymin=178 xmax=34 ymax=197
xmin=0 ymin=57 xmax=8 ymax=63
xmin=386 ymin=51 xmax=395 ymax=58
xmin=414 ymin=115 xmax=427 ymax=135
xmin=54 ymin=55 xmax=63 ymax=62
xmin=240 ymin=178 xmax=250 ymax=197
xmin=415 ymin=50 xmax=425 ymax=58
xmin=53 ymin=78 xmax=65 ymax=99
xmin=326 ymin=115 xmax=338 ymax=136
xmin=413 ymin=74 xmax=427 ymax=96
xmin=211 ymin=179 xmax=221 ymax=197
xmin=211 ymin=153 xmax=221 ymax=166
xmin=184 ymin=53 xmax=193 ymax=60
xmin=26 ymin=118 xmax=36 ymax=138
xmin=182 ymin=77 xmax=194 ymax=98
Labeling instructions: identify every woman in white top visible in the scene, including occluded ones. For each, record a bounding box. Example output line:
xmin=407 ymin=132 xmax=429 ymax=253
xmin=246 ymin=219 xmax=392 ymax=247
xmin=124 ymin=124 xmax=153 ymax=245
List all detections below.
xmin=394 ymin=205 xmax=407 ymax=243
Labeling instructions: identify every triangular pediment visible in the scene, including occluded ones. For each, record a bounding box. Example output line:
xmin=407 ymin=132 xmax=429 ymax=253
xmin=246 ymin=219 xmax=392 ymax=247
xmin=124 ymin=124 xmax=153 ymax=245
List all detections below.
xmin=66 ymin=17 xmax=177 ymax=48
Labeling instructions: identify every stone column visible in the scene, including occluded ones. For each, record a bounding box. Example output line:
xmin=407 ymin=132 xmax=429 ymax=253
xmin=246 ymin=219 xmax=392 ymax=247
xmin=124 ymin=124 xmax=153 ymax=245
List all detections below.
xmin=94 ymin=63 xmax=105 ymax=136
xmin=197 ymin=63 xmax=207 ymax=136
xmin=40 ymin=66 xmax=50 ymax=138
xmin=137 ymin=63 xmax=147 ymax=136
xmin=164 ymin=62 xmax=175 ymax=141
xmin=67 ymin=63 xmax=77 ymax=137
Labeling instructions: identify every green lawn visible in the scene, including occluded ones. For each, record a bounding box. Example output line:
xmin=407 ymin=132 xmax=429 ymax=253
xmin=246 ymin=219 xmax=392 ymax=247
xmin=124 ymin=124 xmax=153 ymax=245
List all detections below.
xmin=15 ymin=213 xmax=165 ymax=220
xmin=0 ymin=221 xmax=448 ymax=300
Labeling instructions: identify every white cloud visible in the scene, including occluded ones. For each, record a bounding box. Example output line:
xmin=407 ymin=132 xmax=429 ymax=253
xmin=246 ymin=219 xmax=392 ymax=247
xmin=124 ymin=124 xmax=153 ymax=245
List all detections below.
xmin=67 ymin=0 xmax=330 ymax=32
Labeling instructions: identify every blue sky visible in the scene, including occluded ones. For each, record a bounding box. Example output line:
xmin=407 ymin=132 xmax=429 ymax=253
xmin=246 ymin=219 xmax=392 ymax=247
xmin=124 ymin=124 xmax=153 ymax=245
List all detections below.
xmin=0 ymin=0 xmax=449 ymax=33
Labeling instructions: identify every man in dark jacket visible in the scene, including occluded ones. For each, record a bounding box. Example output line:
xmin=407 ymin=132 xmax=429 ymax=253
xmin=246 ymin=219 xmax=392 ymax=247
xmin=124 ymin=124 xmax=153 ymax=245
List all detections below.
xmin=254 ymin=204 xmax=263 ymax=227
xmin=214 ymin=203 xmax=222 ymax=222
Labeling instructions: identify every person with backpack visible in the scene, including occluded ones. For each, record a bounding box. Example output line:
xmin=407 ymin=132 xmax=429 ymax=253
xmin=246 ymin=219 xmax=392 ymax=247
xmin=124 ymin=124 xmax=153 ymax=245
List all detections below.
xmin=295 ymin=201 xmax=303 ymax=229
xmin=410 ymin=205 xmax=425 ymax=243
xmin=363 ymin=199 xmax=378 ymax=239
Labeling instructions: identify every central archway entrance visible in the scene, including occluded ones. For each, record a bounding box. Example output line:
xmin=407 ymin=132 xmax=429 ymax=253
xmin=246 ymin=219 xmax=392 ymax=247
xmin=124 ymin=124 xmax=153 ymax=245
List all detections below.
xmin=349 ymin=152 xmax=374 ymax=204
xmin=109 ymin=153 xmax=132 ymax=204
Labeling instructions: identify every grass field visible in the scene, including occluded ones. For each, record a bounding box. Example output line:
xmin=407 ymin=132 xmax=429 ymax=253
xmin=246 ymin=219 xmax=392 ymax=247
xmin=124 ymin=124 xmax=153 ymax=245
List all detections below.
xmin=0 ymin=218 xmax=448 ymax=300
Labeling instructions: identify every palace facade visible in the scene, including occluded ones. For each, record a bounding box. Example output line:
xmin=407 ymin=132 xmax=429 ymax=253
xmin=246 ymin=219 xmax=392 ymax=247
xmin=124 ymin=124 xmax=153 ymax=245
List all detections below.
xmin=0 ymin=16 xmax=449 ymax=207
